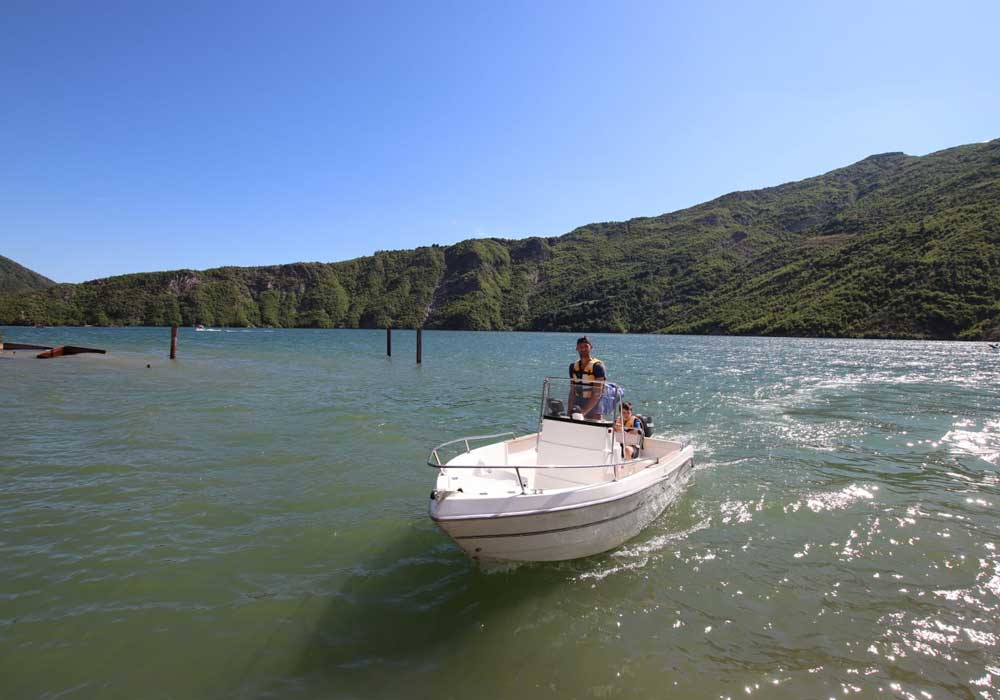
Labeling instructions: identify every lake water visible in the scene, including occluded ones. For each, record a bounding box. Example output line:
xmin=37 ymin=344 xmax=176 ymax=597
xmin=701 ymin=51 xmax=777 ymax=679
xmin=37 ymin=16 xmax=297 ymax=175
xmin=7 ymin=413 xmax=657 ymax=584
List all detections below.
xmin=1 ymin=327 xmax=998 ymax=700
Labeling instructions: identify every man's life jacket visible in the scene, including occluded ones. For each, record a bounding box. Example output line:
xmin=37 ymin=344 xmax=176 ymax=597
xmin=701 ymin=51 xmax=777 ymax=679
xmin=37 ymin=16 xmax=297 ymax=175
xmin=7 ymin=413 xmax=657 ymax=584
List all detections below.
xmin=570 ymin=357 xmax=604 ymax=399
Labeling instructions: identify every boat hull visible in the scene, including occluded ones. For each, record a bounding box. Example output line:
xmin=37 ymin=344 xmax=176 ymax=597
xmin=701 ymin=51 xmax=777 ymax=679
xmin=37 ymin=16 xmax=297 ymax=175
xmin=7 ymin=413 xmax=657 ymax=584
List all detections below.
xmin=431 ymin=449 xmax=693 ymax=562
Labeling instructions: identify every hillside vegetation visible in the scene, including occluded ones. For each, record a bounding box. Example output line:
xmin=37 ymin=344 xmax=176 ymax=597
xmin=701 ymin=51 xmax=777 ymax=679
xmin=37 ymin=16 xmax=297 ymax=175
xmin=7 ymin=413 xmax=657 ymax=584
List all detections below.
xmin=2 ymin=139 xmax=998 ymax=340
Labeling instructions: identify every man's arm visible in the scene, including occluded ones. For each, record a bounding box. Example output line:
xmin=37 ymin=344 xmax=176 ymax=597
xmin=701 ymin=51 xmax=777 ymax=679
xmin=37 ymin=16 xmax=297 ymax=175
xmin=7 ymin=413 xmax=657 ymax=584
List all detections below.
xmin=568 ymin=364 xmax=577 ymax=412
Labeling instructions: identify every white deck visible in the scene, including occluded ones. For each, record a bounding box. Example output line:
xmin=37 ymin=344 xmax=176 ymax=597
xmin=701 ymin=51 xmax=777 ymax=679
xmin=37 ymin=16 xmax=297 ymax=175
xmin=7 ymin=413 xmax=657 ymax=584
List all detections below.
xmin=436 ymin=419 xmax=687 ymax=498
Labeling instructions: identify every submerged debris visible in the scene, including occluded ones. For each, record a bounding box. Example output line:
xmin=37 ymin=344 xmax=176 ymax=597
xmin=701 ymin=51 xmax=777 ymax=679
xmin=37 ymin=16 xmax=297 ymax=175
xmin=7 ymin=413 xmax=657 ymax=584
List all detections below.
xmin=35 ymin=345 xmax=107 ymax=359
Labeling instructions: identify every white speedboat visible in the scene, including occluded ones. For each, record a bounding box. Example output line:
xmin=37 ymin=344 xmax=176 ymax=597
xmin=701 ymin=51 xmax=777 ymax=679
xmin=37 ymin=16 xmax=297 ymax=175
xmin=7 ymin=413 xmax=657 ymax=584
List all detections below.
xmin=427 ymin=377 xmax=694 ymax=562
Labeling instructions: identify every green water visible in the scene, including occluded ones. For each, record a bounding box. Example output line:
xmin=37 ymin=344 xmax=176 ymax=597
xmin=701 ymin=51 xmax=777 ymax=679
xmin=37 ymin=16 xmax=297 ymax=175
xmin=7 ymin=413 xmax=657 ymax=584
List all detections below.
xmin=1 ymin=328 xmax=998 ymax=699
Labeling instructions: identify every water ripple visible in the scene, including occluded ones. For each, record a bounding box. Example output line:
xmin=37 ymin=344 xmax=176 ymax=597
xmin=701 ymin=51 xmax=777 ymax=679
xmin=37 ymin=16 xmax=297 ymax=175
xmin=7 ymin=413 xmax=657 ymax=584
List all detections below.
xmin=2 ymin=329 xmax=999 ymax=699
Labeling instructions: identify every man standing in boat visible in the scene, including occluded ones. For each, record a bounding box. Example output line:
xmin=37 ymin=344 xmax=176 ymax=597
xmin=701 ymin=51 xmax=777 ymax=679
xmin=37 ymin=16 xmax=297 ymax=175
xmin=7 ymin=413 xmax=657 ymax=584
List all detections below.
xmin=569 ymin=336 xmax=606 ymax=420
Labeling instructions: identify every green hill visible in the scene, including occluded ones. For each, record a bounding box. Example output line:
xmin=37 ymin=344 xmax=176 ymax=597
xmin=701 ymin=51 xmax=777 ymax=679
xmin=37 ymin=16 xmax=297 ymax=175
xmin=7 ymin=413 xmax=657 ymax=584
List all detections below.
xmin=0 ymin=256 xmax=56 ymax=295
xmin=2 ymin=139 xmax=998 ymax=340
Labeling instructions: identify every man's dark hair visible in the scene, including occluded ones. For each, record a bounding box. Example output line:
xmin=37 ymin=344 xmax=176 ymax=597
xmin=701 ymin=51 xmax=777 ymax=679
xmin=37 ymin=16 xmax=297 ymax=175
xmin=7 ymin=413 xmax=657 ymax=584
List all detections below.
xmin=576 ymin=336 xmax=592 ymax=346
xmin=622 ymin=401 xmax=633 ymax=411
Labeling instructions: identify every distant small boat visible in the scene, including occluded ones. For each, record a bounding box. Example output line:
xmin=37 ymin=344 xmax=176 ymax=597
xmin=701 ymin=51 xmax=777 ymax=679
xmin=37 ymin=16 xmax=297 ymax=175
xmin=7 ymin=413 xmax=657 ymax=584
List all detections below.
xmin=990 ymin=343 xmax=1000 ymax=351
xmin=195 ymin=324 xmax=206 ymax=331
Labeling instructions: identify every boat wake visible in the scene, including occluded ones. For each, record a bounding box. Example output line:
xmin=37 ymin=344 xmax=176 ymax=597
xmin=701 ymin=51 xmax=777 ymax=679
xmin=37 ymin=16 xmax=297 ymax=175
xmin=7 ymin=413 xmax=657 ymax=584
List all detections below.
xmin=477 ymin=559 xmax=527 ymax=575
xmin=573 ymin=514 xmax=712 ymax=583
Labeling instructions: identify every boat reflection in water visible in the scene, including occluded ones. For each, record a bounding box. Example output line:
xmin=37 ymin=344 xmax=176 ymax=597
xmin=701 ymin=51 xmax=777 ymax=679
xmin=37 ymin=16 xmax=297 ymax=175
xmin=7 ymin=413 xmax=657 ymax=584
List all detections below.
xmin=427 ymin=377 xmax=695 ymax=562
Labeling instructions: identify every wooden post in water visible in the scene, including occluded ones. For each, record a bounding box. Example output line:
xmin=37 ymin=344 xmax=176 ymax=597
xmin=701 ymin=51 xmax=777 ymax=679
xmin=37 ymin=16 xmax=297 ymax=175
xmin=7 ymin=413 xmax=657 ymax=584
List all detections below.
xmin=170 ymin=324 xmax=178 ymax=360
xmin=386 ymin=326 xmax=392 ymax=357
xmin=416 ymin=327 xmax=422 ymax=364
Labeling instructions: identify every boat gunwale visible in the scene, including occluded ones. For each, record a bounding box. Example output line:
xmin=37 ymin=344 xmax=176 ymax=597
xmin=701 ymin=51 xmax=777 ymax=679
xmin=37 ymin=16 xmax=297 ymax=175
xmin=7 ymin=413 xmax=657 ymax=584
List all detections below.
xmin=428 ymin=432 xmax=688 ymax=471
xmin=430 ymin=451 xmax=694 ymax=523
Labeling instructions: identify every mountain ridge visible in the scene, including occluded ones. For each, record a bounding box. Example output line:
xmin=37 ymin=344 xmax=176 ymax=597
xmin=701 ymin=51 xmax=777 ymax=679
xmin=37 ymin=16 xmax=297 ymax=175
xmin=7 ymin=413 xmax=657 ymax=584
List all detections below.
xmin=2 ymin=139 xmax=998 ymax=340
xmin=0 ymin=256 xmax=56 ymax=296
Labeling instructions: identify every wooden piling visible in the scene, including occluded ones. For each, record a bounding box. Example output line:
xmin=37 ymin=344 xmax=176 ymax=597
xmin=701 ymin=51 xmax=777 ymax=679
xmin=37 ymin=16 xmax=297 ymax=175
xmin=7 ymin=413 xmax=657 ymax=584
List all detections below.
xmin=416 ymin=327 xmax=422 ymax=364
xmin=170 ymin=324 xmax=178 ymax=360
xmin=386 ymin=326 xmax=392 ymax=357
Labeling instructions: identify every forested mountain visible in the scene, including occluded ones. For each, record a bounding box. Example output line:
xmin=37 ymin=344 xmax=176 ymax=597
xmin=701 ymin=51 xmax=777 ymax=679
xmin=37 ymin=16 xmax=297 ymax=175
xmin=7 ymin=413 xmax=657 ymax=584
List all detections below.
xmin=0 ymin=256 xmax=55 ymax=295
xmin=2 ymin=139 xmax=998 ymax=340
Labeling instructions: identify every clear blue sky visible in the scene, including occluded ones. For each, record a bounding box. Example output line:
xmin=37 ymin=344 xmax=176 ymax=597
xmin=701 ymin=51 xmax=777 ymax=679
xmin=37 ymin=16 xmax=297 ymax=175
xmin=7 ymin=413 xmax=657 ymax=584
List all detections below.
xmin=3 ymin=0 xmax=998 ymax=283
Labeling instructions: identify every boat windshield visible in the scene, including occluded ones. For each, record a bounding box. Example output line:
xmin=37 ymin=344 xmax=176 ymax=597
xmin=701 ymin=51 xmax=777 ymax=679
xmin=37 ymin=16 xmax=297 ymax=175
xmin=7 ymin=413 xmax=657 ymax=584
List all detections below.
xmin=539 ymin=376 xmax=624 ymax=425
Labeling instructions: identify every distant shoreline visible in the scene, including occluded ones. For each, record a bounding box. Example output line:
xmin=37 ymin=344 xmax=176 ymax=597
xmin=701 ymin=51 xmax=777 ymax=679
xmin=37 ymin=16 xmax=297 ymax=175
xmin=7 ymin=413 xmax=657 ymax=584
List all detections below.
xmin=2 ymin=323 xmax=995 ymax=344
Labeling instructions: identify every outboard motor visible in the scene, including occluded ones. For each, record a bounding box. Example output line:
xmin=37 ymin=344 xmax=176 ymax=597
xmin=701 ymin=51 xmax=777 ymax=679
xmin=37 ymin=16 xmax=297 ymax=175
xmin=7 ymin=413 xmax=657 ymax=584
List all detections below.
xmin=546 ymin=398 xmax=566 ymax=417
xmin=638 ymin=415 xmax=654 ymax=437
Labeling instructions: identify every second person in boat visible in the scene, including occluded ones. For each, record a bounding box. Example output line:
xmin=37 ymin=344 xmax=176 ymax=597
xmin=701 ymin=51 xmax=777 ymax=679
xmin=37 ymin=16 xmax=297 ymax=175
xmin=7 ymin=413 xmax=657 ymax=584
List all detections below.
xmin=615 ymin=402 xmax=644 ymax=459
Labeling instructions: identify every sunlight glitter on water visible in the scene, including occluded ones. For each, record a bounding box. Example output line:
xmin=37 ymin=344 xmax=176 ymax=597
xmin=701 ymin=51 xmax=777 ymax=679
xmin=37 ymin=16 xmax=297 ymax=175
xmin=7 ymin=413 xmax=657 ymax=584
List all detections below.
xmin=783 ymin=484 xmax=877 ymax=515
xmin=941 ymin=418 xmax=1000 ymax=465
